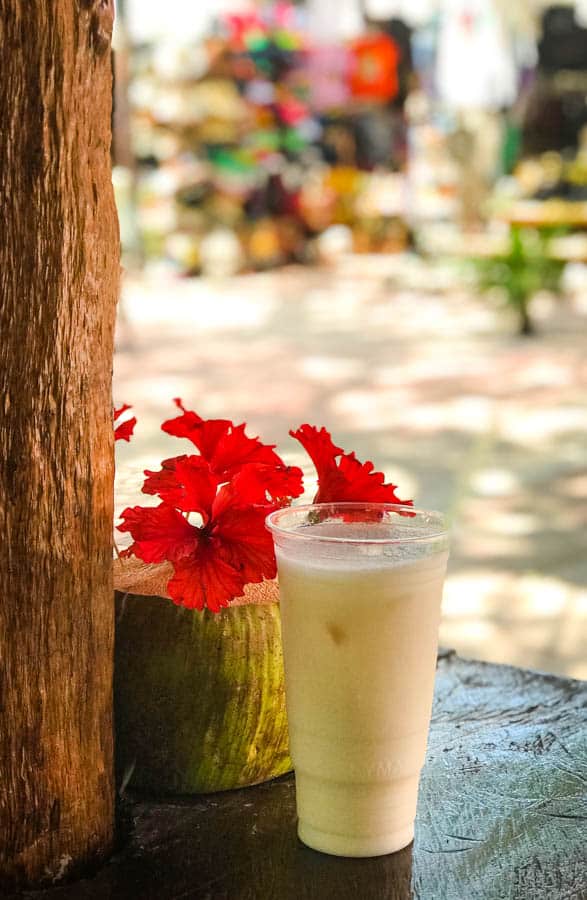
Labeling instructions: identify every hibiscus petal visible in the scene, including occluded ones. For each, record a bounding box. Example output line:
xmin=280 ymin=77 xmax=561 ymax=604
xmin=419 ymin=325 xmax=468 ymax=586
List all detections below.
xmin=209 ymin=473 xmax=264 ymax=520
xmin=174 ymin=456 xmax=218 ymax=519
xmin=167 ymin=551 xmax=245 ymax=612
xmin=210 ymin=423 xmax=284 ymax=481
xmin=235 ymin=463 xmax=304 ymax=505
xmin=314 ymin=451 xmax=413 ymax=505
xmin=291 ymin=424 xmax=413 ymax=508
xmin=334 ymin=453 xmax=413 ymax=505
xmin=142 ymin=455 xmax=217 ymax=520
xmin=212 ymin=463 xmax=303 ymax=513
xmin=162 ymin=399 xmax=231 ymax=457
xmin=142 ymin=455 xmax=186 ymax=498
xmin=211 ymin=508 xmax=277 ymax=584
xmin=162 ymin=400 xmax=288 ymax=482
xmin=117 ymin=503 xmax=199 ymax=564
xmin=114 ymin=418 xmax=137 ymax=442
xmin=289 ymin=425 xmax=343 ymax=476
xmin=113 ymin=404 xmax=136 ymax=442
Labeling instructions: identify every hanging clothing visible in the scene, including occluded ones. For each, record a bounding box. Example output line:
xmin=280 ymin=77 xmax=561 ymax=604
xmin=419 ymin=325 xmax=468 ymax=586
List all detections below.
xmin=436 ymin=0 xmax=517 ymax=110
xmin=348 ymin=32 xmax=401 ymax=103
xmin=305 ymin=44 xmax=352 ymax=112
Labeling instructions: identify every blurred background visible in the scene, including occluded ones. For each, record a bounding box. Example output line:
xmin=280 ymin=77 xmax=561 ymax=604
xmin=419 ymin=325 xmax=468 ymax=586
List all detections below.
xmin=112 ymin=0 xmax=587 ymax=679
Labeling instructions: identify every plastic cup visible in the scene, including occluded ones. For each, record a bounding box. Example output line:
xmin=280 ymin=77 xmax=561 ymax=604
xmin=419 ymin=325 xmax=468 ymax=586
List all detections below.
xmin=266 ymin=502 xmax=449 ymax=857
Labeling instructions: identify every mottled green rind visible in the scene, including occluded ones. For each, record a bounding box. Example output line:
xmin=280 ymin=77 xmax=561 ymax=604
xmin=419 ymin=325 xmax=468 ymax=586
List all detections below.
xmin=114 ymin=592 xmax=292 ymax=794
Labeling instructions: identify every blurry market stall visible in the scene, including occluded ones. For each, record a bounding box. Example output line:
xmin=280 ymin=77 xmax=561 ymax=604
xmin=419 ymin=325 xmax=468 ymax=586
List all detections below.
xmin=113 ymin=0 xmax=587 ymax=283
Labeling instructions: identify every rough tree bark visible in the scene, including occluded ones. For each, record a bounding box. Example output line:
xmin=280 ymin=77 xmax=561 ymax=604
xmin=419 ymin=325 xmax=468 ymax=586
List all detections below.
xmin=0 ymin=0 xmax=119 ymax=889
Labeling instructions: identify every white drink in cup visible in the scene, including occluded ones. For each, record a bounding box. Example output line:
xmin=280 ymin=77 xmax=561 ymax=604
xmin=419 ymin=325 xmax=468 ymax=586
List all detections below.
xmin=266 ymin=502 xmax=449 ymax=858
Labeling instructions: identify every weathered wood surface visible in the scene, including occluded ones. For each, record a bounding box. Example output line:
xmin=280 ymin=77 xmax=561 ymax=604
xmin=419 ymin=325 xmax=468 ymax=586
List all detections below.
xmin=0 ymin=0 xmax=119 ymax=888
xmin=9 ymin=652 xmax=586 ymax=900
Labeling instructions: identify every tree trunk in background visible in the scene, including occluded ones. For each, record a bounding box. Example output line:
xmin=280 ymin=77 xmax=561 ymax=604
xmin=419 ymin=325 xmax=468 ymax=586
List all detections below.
xmin=0 ymin=0 xmax=119 ymax=889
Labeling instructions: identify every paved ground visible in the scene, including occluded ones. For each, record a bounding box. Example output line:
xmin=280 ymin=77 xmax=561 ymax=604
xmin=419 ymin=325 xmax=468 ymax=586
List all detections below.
xmin=114 ymin=255 xmax=587 ymax=678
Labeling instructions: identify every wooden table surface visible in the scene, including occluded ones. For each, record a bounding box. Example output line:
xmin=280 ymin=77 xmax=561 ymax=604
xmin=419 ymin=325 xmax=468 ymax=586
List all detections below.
xmin=13 ymin=651 xmax=587 ymax=900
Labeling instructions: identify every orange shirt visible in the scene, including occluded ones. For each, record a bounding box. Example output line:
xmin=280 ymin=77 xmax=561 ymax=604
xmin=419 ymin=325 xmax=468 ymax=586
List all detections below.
xmin=349 ymin=33 xmax=400 ymax=103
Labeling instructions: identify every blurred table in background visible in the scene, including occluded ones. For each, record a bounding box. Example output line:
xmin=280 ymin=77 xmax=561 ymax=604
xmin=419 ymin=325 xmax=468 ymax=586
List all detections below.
xmin=500 ymin=200 xmax=587 ymax=231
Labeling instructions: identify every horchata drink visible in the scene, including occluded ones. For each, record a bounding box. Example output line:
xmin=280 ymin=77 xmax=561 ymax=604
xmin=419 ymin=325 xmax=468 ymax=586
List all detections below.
xmin=266 ymin=503 xmax=449 ymax=858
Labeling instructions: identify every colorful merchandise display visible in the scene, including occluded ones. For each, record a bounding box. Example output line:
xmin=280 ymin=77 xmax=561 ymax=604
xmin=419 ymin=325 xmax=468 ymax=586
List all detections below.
xmin=125 ymin=2 xmax=413 ymax=275
xmin=119 ymin=1 xmax=587 ymax=276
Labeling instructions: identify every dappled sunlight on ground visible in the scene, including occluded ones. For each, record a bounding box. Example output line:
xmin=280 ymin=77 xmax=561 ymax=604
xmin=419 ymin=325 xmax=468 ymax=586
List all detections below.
xmin=441 ymin=571 xmax=587 ymax=679
xmin=114 ymin=256 xmax=587 ymax=678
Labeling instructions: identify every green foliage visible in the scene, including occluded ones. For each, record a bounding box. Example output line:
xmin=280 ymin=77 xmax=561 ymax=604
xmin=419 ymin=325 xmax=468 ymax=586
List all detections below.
xmin=473 ymin=226 xmax=565 ymax=334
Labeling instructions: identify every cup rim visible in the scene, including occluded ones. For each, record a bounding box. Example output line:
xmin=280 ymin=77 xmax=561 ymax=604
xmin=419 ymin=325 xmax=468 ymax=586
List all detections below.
xmin=266 ymin=502 xmax=448 ymax=546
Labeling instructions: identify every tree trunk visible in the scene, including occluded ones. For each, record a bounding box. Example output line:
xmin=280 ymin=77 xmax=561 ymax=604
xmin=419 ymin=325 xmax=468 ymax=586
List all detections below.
xmin=0 ymin=0 xmax=119 ymax=889
xmin=518 ymin=302 xmax=535 ymax=337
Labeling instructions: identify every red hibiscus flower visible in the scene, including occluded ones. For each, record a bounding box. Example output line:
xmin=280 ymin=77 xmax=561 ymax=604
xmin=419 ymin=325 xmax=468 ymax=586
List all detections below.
xmin=162 ymin=399 xmax=290 ymax=482
xmin=114 ymin=404 xmax=136 ymax=442
xmin=290 ymin=424 xmax=413 ymax=507
xmin=145 ymin=399 xmax=304 ymax=503
xmin=118 ymin=403 xmax=303 ymax=612
xmin=117 ymin=403 xmax=413 ymax=613
xmin=119 ymin=461 xmax=279 ymax=613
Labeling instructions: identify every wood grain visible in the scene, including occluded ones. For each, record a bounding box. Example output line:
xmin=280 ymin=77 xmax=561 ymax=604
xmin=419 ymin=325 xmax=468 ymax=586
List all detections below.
xmin=8 ymin=654 xmax=586 ymax=899
xmin=0 ymin=0 xmax=119 ymax=889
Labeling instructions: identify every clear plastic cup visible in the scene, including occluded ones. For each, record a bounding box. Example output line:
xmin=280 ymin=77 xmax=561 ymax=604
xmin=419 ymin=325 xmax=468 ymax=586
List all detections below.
xmin=266 ymin=502 xmax=449 ymax=857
